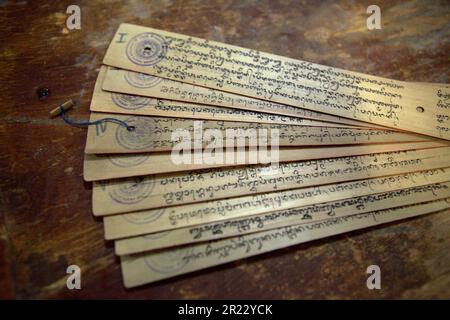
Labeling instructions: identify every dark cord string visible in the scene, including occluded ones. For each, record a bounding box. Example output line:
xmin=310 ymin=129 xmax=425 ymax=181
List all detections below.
xmin=59 ymin=105 xmax=135 ymax=131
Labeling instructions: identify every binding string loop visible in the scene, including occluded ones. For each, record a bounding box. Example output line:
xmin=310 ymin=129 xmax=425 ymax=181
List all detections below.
xmin=50 ymin=100 xmax=135 ymax=131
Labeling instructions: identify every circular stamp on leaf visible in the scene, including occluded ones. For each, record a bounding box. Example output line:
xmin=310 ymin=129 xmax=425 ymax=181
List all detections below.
xmin=115 ymin=116 xmax=160 ymax=151
xmin=144 ymin=246 xmax=194 ymax=274
xmin=124 ymin=71 xmax=163 ymax=88
xmin=108 ymin=176 xmax=154 ymax=205
xmin=111 ymin=92 xmax=151 ymax=110
xmin=126 ymin=32 xmax=168 ymax=66
xmin=122 ymin=208 xmax=165 ymax=225
xmin=108 ymin=154 xmax=150 ymax=168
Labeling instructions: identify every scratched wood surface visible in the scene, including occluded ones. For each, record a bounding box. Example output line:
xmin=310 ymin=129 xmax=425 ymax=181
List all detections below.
xmin=0 ymin=0 xmax=449 ymax=299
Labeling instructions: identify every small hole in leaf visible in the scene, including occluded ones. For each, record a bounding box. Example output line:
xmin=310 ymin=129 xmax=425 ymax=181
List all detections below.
xmin=416 ymin=106 xmax=424 ymax=113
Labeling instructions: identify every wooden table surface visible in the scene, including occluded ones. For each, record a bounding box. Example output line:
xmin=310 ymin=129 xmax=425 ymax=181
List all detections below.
xmin=1 ymin=0 xmax=449 ymax=299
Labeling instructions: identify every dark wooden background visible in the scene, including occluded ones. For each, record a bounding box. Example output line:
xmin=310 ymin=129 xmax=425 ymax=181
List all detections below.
xmin=1 ymin=0 xmax=449 ymax=299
